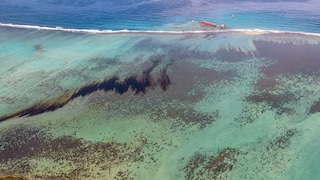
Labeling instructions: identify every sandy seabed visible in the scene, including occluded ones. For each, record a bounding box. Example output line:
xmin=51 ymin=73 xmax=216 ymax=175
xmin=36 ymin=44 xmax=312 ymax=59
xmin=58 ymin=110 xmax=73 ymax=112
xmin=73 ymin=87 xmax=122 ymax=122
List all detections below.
xmin=1 ymin=27 xmax=320 ymax=179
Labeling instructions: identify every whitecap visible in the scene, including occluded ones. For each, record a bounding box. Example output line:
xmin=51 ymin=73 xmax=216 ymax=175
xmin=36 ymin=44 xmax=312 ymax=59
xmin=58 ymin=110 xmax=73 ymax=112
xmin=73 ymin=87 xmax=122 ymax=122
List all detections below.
xmin=1 ymin=22 xmax=320 ymax=37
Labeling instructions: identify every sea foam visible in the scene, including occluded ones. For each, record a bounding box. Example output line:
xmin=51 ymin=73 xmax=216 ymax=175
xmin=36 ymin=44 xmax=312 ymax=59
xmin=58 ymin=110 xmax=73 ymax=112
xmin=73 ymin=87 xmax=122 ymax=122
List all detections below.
xmin=1 ymin=22 xmax=320 ymax=37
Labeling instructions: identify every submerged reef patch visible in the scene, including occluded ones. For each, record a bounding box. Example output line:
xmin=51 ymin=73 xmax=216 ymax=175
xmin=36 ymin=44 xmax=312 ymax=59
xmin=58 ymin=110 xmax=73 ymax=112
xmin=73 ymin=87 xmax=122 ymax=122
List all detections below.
xmin=86 ymin=57 xmax=120 ymax=71
xmin=308 ymin=99 xmax=320 ymax=114
xmin=255 ymin=77 xmax=278 ymax=90
xmin=246 ymin=90 xmax=295 ymax=116
xmin=213 ymin=46 xmax=255 ymax=62
xmin=33 ymin=44 xmax=44 ymax=52
xmin=151 ymin=105 xmax=219 ymax=129
xmin=181 ymin=148 xmax=240 ymax=180
xmin=266 ymin=129 xmax=298 ymax=151
xmin=246 ymin=91 xmax=294 ymax=108
xmin=0 ymin=126 xmax=146 ymax=179
xmin=254 ymin=40 xmax=320 ymax=77
xmin=247 ymin=73 xmax=298 ymax=117
xmin=0 ymin=176 xmax=26 ymax=180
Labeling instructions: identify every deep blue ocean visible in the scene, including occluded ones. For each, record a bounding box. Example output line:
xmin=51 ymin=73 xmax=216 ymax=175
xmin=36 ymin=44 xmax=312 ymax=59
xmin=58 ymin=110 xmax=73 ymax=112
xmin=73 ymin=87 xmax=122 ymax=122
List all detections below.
xmin=0 ymin=0 xmax=319 ymax=33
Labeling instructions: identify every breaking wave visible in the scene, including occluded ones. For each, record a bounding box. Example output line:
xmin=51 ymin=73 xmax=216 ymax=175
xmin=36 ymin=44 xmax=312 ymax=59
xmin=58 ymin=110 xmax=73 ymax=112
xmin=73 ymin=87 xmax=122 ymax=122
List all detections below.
xmin=1 ymin=22 xmax=320 ymax=37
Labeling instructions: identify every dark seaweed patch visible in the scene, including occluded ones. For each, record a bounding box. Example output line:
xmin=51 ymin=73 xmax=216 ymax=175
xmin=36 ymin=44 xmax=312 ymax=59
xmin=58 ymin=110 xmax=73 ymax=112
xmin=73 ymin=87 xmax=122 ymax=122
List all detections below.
xmin=246 ymin=91 xmax=294 ymax=109
xmin=266 ymin=129 xmax=298 ymax=151
xmin=33 ymin=44 xmax=44 ymax=51
xmin=246 ymin=90 xmax=296 ymax=116
xmin=0 ymin=126 xmax=146 ymax=179
xmin=151 ymin=105 xmax=219 ymax=130
xmin=308 ymin=99 xmax=320 ymax=114
xmin=0 ymin=58 xmax=172 ymax=122
xmin=0 ymin=176 xmax=26 ymax=180
xmin=234 ymin=107 xmax=260 ymax=126
xmin=182 ymin=148 xmax=240 ymax=180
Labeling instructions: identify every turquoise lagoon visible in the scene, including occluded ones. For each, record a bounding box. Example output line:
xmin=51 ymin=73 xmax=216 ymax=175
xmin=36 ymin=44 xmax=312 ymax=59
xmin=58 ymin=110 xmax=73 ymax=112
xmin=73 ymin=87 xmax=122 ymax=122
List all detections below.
xmin=1 ymin=25 xmax=320 ymax=179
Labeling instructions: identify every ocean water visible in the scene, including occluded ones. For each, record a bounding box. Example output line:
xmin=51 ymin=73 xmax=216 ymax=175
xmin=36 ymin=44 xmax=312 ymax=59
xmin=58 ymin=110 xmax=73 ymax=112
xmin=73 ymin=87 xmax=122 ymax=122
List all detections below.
xmin=1 ymin=0 xmax=320 ymax=179
xmin=1 ymin=0 xmax=320 ymax=32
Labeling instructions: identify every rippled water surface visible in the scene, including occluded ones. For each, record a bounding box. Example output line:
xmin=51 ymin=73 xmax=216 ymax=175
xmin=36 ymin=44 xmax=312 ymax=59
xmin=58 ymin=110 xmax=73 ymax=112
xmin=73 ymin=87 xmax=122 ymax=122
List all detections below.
xmin=0 ymin=0 xmax=320 ymax=32
xmin=1 ymin=1 xmax=320 ymax=179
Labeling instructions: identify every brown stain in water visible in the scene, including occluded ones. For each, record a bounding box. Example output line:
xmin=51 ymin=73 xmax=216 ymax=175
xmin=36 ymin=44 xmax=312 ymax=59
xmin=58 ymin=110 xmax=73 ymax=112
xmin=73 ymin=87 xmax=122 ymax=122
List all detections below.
xmin=254 ymin=40 xmax=320 ymax=77
xmin=0 ymin=58 xmax=172 ymax=122
xmin=247 ymin=40 xmax=320 ymax=114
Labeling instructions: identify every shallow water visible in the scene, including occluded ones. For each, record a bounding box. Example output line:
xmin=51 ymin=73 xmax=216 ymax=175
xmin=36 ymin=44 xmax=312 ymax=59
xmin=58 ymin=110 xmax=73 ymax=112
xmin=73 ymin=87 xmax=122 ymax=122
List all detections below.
xmin=1 ymin=26 xmax=320 ymax=179
xmin=1 ymin=0 xmax=320 ymax=179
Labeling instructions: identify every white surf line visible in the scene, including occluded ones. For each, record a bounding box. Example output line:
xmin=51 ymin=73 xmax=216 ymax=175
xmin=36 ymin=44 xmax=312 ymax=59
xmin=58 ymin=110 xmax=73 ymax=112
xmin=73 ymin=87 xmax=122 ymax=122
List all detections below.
xmin=1 ymin=22 xmax=320 ymax=37
xmin=0 ymin=22 xmax=222 ymax=34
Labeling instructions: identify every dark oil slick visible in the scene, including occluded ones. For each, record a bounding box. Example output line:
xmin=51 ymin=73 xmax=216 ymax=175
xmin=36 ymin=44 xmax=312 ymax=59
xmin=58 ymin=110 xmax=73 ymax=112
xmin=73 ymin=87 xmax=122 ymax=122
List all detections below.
xmin=0 ymin=56 xmax=171 ymax=122
xmin=1 ymin=30 xmax=320 ymax=180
